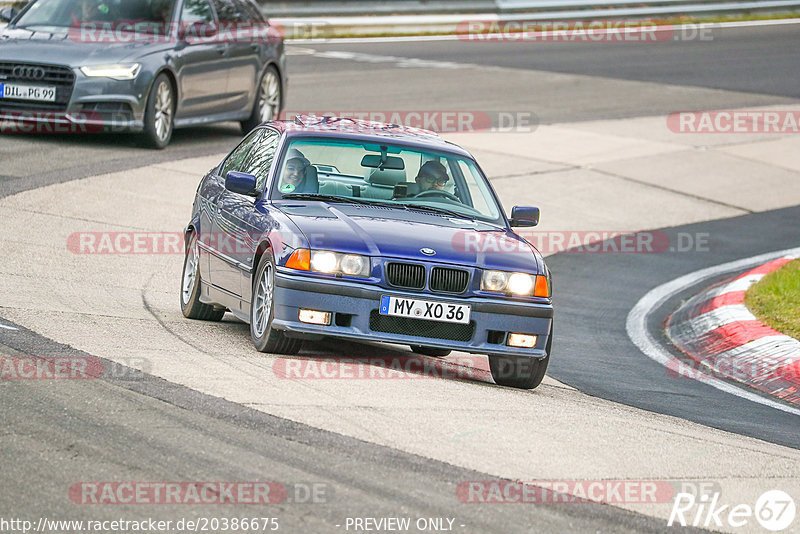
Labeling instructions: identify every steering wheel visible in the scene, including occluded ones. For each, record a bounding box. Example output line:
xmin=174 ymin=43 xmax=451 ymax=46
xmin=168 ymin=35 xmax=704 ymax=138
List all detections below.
xmin=414 ymin=189 xmax=461 ymax=202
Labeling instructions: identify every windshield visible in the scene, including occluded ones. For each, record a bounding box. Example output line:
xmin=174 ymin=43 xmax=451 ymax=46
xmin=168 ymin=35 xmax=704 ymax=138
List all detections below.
xmin=14 ymin=0 xmax=176 ymax=28
xmin=271 ymin=138 xmax=504 ymax=224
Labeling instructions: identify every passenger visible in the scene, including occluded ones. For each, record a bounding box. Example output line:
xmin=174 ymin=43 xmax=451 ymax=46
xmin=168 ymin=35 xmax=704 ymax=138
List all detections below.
xmin=72 ymin=0 xmax=96 ymax=21
xmin=414 ymin=160 xmax=449 ymax=193
xmin=279 ymin=149 xmax=317 ymax=194
xmin=151 ymin=0 xmax=173 ymax=23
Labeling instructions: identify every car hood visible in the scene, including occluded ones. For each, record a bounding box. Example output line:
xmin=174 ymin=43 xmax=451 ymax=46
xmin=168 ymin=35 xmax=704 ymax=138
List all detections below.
xmin=0 ymin=27 xmax=169 ymax=65
xmin=278 ymin=202 xmax=544 ymax=274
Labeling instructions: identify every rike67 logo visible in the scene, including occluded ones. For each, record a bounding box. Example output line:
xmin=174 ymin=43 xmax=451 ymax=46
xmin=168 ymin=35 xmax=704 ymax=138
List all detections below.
xmin=669 ymin=489 xmax=796 ymax=531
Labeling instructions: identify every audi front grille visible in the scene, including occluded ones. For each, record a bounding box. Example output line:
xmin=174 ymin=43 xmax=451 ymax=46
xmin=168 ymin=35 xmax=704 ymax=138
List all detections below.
xmin=0 ymin=63 xmax=76 ymax=112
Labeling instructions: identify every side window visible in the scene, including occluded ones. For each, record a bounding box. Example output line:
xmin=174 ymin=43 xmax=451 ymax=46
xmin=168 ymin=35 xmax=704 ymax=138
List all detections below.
xmin=219 ymin=129 xmax=262 ymax=178
xmin=241 ymin=130 xmax=281 ymax=191
xmin=233 ymin=0 xmax=265 ymax=23
xmin=181 ymin=0 xmax=215 ymax=23
xmin=209 ymin=0 xmax=244 ymax=21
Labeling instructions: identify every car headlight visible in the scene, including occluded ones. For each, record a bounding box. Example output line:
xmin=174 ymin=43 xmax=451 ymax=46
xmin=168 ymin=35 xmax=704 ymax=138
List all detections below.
xmin=80 ymin=63 xmax=141 ymax=80
xmin=286 ymin=249 xmax=371 ymax=278
xmin=482 ymin=270 xmax=548 ymax=297
xmin=310 ymin=251 xmax=338 ymax=273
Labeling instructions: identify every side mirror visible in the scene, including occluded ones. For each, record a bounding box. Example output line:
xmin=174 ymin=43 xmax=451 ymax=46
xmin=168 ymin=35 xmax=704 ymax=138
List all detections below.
xmin=0 ymin=7 xmax=16 ymax=23
xmin=510 ymin=206 xmax=539 ymax=227
xmin=225 ymin=171 xmax=259 ymax=197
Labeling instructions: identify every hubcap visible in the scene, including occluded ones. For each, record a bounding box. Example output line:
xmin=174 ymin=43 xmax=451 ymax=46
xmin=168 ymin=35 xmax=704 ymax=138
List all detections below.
xmin=181 ymin=238 xmax=198 ymax=304
xmin=253 ymin=262 xmax=274 ymax=337
xmin=258 ymin=71 xmax=280 ymax=122
xmin=154 ymin=81 xmax=173 ymax=141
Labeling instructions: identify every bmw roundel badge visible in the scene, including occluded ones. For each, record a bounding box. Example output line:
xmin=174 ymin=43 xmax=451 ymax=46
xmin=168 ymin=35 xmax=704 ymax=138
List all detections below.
xmin=421 ymin=248 xmax=436 ymax=256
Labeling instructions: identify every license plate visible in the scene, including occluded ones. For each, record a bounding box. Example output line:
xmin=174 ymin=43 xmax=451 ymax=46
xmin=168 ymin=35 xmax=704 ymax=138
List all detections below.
xmin=380 ymin=295 xmax=471 ymax=324
xmin=0 ymin=83 xmax=57 ymax=102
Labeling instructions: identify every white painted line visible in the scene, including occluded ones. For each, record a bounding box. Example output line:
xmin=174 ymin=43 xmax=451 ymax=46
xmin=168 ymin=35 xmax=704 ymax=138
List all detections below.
xmin=626 ymin=247 xmax=800 ymax=417
xmin=287 ymin=18 xmax=800 ymax=45
xmin=308 ymin=50 xmax=473 ymax=69
xmin=0 ymin=324 xmax=18 ymax=331
xmin=681 ymin=304 xmax=757 ymax=337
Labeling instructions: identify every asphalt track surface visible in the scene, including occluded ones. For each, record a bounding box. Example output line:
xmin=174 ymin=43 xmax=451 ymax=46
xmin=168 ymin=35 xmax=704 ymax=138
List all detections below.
xmin=1 ymin=22 xmax=799 ymax=531
xmin=546 ymin=206 xmax=800 ymax=449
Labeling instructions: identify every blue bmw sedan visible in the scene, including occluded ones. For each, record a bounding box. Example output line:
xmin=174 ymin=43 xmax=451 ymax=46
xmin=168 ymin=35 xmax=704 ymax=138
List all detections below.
xmin=181 ymin=116 xmax=553 ymax=389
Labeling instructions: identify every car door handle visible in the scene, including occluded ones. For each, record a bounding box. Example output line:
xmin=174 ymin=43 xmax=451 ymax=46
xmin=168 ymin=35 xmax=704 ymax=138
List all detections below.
xmin=215 ymin=45 xmax=227 ymax=55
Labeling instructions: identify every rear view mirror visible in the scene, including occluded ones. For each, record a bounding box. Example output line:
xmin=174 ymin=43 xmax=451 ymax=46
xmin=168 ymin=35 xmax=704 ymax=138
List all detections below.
xmin=225 ymin=171 xmax=259 ymax=197
xmin=0 ymin=7 xmax=17 ymax=22
xmin=361 ymin=154 xmax=404 ymax=170
xmin=510 ymin=206 xmax=540 ymax=227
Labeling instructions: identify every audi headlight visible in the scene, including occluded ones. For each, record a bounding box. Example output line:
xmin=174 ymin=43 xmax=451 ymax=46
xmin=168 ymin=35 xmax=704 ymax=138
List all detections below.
xmin=80 ymin=63 xmax=141 ymax=80
xmin=304 ymin=250 xmax=371 ymax=278
xmin=482 ymin=270 xmax=544 ymax=297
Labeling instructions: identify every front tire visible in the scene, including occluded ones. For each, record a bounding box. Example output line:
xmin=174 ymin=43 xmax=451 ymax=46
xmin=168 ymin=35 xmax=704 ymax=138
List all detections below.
xmin=241 ymin=66 xmax=281 ymax=134
xmin=250 ymin=251 xmax=302 ymax=354
xmin=141 ymin=73 xmax=174 ymax=149
xmin=181 ymin=232 xmax=225 ymax=321
xmin=489 ymin=324 xmax=552 ymax=389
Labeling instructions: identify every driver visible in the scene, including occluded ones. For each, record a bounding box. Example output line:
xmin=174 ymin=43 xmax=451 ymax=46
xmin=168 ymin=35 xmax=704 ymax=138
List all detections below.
xmin=76 ymin=0 xmax=107 ymax=21
xmin=279 ymin=149 xmax=317 ymax=194
xmin=414 ymin=161 xmax=449 ymax=193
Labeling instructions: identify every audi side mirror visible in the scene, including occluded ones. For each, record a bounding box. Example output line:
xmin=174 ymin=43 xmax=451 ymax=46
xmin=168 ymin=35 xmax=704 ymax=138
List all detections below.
xmin=0 ymin=7 xmax=16 ymax=23
xmin=510 ymin=206 xmax=540 ymax=227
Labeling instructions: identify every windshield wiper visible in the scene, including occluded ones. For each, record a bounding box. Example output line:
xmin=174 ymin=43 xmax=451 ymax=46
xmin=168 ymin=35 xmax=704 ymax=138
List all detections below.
xmin=401 ymin=203 xmax=472 ymax=219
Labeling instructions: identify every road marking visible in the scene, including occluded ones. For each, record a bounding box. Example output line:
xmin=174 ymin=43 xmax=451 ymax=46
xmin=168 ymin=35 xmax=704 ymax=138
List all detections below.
xmin=298 ymin=49 xmax=473 ymax=69
xmin=626 ymin=246 xmax=800 ymax=417
xmin=0 ymin=324 xmax=18 ymax=331
xmin=286 ymin=18 xmax=800 ymax=45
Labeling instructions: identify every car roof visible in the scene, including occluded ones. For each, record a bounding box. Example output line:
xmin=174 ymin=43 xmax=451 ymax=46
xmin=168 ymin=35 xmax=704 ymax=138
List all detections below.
xmin=262 ymin=115 xmax=475 ymax=159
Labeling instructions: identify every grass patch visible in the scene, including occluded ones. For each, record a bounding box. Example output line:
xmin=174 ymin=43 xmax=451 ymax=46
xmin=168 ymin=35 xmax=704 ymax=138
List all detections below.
xmin=745 ymin=259 xmax=800 ymax=341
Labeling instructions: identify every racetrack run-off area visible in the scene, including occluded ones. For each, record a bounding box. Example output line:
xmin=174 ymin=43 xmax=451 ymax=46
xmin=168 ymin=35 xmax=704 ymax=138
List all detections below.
xmin=2 ymin=23 xmax=800 ymax=533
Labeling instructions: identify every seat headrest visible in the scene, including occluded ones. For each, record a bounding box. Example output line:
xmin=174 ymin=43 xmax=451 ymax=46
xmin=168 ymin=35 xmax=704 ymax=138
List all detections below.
xmin=368 ymin=168 xmax=406 ymax=186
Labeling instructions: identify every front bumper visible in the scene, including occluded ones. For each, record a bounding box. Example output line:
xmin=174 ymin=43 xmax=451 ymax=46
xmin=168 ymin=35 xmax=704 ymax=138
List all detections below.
xmin=0 ymin=67 xmax=148 ymax=133
xmin=272 ymin=271 xmax=553 ymax=358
